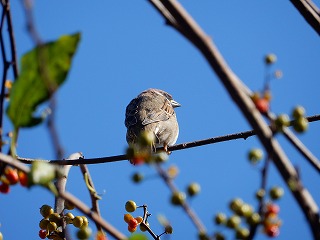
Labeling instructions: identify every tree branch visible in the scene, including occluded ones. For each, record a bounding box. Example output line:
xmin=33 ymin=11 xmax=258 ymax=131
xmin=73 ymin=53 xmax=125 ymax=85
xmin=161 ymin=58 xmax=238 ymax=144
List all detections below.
xmin=0 ymin=152 xmax=126 ymax=240
xmin=16 ymin=114 xmax=320 ymax=166
xmin=148 ymin=0 xmax=320 ymax=238
xmin=79 ymin=164 xmax=103 ymax=232
xmin=290 ymin=0 xmax=320 ymax=35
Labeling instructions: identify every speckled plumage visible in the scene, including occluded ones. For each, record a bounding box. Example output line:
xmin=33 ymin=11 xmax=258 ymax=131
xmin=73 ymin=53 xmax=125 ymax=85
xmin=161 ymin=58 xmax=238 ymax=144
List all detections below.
xmin=125 ymin=89 xmax=180 ymax=148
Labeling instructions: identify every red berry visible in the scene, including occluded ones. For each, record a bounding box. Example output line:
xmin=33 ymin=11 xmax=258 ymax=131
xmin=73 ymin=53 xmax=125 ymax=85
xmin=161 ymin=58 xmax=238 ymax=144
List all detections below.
xmin=130 ymin=157 xmax=144 ymax=165
xmin=266 ymin=204 xmax=280 ymax=215
xmin=5 ymin=168 xmax=19 ymax=185
xmin=18 ymin=171 xmax=28 ymax=187
xmin=38 ymin=229 xmax=47 ymax=239
xmin=128 ymin=218 xmax=138 ymax=228
xmin=254 ymin=98 xmax=269 ymax=113
xmin=0 ymin=183 xmax=10 ymax=194
xmin=265 ymin=225 xmax=280 ymax=237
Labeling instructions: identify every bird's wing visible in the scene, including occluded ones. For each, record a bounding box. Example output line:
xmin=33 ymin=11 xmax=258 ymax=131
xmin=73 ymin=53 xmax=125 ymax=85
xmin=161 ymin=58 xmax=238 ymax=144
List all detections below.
xmin=142 ymin=99 xmax=174 ymax=125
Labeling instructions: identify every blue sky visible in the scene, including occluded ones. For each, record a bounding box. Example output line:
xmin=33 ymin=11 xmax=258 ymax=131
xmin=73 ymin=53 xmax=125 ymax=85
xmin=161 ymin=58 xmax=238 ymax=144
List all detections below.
xmin=1 ymin=1 xmax=319 ymax=239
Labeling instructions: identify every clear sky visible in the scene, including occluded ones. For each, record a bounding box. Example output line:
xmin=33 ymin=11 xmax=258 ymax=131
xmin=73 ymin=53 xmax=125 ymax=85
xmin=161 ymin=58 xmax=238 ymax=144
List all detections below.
xmin=1 ymin=1 xmax=319 ymax=240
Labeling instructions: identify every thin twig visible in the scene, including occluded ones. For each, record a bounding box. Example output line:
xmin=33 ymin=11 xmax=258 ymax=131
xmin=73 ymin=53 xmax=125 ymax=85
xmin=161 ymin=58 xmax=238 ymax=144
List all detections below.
xmin=248 ymin=156 xmax=271 ymax=239
xmin=0 ymin=2 xmax=9 ymax=153
xmin=17 ymin=114 xmax=320 ymax=165
xmin=282 ymin=128 xmax=320 ymax=172
xmin=148 ymin=0 xmax=320 ymax=238
xmin=0 ymin=152 xmax=126 ymax=240
xmin=290 ymin=0 xmax=320 ymax=35
xmin=155 ymin=164 xmax=207 ymax=234
xmin=79 ymin=164 xmax=103 ymax=232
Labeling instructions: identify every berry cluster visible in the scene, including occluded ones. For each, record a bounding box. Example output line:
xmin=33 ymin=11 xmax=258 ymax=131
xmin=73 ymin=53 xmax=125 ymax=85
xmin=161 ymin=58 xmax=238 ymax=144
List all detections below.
xmin=251 ymin=91 xmax=271 ymax=114
xmin=124 ymin=200 xmax=173 ymax=236
xmin=251 ymin=53 xmax=283 ymax=115
xmin=213 ymin=186 xmax=284 ymax=240
xmin=38 ymin=203 xmax=92 ymax=240
xmin=273 ymin=106 xmax=308 ymax=133
xmin=126 ymin=131 xmax=168 ymax=165
xmin=0 ymin=167 xmax=28 ymax=193
xmin=124 ymin=200 xmax=146 ymax=233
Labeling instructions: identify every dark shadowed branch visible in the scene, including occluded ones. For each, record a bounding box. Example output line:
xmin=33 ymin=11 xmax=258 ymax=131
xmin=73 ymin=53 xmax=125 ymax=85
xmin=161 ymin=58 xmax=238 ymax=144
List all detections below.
xmin=290 ymin=0 xmax=320 ymax=35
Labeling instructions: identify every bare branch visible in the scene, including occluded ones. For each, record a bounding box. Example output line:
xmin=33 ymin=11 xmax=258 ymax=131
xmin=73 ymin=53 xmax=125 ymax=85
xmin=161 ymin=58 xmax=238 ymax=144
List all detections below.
xmin=290 ymin=0 xmax=320 ymax=35
xmin=16 ymin=114 xmax=320 ymax=166
xmin=79 ymin=164 xmax=103 ymax=232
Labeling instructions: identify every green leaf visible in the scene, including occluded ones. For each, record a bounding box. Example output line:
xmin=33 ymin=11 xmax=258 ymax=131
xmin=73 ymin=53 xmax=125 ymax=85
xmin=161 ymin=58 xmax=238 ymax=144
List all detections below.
xmin=6 ymin=32 xmax=81 ymax=128
xmin=28 ymin=161 xmax=56 ymax=186
xmin=128 ymin=234 xmax=148 ymax=240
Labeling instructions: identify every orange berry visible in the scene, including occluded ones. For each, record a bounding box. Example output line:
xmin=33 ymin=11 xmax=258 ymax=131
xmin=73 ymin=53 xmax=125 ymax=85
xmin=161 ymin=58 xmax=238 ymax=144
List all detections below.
xmin=18 ymin=171 xmax=28 ymax=187
xmin=128 ymin=225 xmax=137 ymax=233
xmin=135 ymin=216 xmax=143 ymax=224
xmin=124 ymin=214 xmax=133 ymax=223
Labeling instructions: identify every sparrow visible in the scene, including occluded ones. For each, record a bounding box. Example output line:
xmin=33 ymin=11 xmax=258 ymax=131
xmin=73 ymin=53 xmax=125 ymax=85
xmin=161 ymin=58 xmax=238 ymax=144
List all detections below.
xmin=125 ymin=88 xmax=180 ymax=151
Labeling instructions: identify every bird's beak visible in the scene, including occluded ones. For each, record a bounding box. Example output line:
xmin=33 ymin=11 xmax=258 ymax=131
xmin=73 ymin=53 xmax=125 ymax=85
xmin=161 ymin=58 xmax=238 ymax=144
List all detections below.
xmin=171 ymin=100 xmax=181 ymax=108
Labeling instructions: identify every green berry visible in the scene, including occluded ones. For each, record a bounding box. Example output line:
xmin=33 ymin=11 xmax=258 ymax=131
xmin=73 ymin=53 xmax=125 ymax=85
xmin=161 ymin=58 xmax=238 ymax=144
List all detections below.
xmin=39 ymin=219 xmax=50 ymax=230
xmin=239 ymin=203 xmax=253 ymax=217
xmin=187 ymin=182 xmax=201 ymax=196
xmin=255 ymin=189 xmax=266 ymax=200
xmin=40 ymin=205 xmax=54 ymax=218
xmin=292 ymin=105 xmax=305 ymax=119
xmin=226 ymin=215 xmax=241 ymax=229
xmin=214 ymin=213 xmax=227 ymax=225
xmin=269 ymin=186 xmax=284 ymax=200
xmin=293 ymin=117 xmax=308 ymax=133
xmin=65 ymin=212 xmax=75 ymax=224
xmin=138 ymin=131 xmax=155 ymax=146
xmin=165 ymin=225 xmax=173 ymax=234
xmin=246 ymin=213 xmax=261 ymax=226
xmin=125 ymin=200 xmax=137 ymax=212
xmin=73 ymin=216 xmax=84 ymax=228
xmin=139 ymin=222 xmax=149 ymax=232
xmin=153 ymin=151 xmax=169 ymax=163
xmin=248 ymin=149 xmax=263 ymax=164
xmin=235 ymin=228 xmax=250 ymax=239
xmin=229 ymin=198 xmax=243 ymax=213
xmin=48 ymin=213 xmax=61 ymax=223
xmin=213 ymin=232 xmax=225 ymax=240
xmin=198 ymin=232 xmax=210 ymax=240
xmin=265 ymin=53 xmax=277 ymax=64
xmin=275 ymin=114 xmax=290 ymax=131
xmin=170 ymin=192 xmax=186 ymax=206
xmin=132 ymin=173 xmax=144 ymax=183
xmin=64 ymin=200 xmax=75 ymax=210
xmin=47 ymin=221 xmax=57 ymax=232
xmin=76 ymin=227 xmax=92 ymax=240
xmin=81 ymin=216 xmax=89 ymax=229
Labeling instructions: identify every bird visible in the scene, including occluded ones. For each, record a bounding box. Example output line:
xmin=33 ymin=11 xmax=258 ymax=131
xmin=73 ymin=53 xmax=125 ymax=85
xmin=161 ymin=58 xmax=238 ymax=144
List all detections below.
xmin=125 ymin=88 xmax=180 ymax=151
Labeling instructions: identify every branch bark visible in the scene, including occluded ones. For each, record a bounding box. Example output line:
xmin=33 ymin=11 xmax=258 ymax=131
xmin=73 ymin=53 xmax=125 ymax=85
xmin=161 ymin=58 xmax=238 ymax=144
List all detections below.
xmin=148 ymin=0 xmax=320 ymax=238
xmin=290 ymin=0 xmax=320 ymax=35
